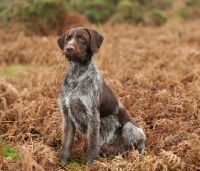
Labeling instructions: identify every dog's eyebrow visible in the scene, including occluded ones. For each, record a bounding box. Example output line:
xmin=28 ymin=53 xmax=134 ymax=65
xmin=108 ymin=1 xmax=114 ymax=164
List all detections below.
xmin=67 ymin=30 xmax=78 ymax=43
xmin=76 ymin=34 xmax=86 ymax=38
xmin=66 ymin=35 xmax=73 ymax=39
xmin=68 ymin=30 xmax=77 ymax=37
xmin=73 ymin=30 xmax=77 ymax=37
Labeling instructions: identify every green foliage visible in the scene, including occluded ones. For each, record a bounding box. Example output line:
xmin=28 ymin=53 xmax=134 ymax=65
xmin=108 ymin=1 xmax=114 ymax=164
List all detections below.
xmin=128 ymin=0 xmax=172 ymax=11
xmin=1 ymin=0 xmax=68 ymax=33
xmin=179 ymin=0 xmax=200 ymax=19
xmin=111 ymin=0 xmax=172 ymax=24
xmin=0 ymin=139 xmax=20 ymax=161
xmin=0 ymin=4 xmax=7 ymax=13
xmin=2 ymin=0 xmax=199 ymax=31
xmin=113 ymin=0 xmax=144 ymax=23
xmin=83 ymin=0 xmax=116 ymax=23
xmin=149 ymin=9 xmax=167 ymax=26
xmin=186 ymin=0 xmax=200 ymax=6
xmin=65 ymin=0 xmax=86 ymax=13
xmin=178 ymin=8 xmax=188 ymax=19
xmin=68 ymin=0 xmax=116 ymax=23
xmin=2 ymin=147 xmax=20 ymax=160
xmin=155 ymin=0 xmax=173 ymax=10
xmin=0 ymin=0 xmax=14 ymax=12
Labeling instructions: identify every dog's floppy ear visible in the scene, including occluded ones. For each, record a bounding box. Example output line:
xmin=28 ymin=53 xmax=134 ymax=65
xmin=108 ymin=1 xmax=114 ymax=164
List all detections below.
xmin=57 ymin=32 xmax=67 ymax=50
xmin=87 ymin=29 xmax=104 ymax=53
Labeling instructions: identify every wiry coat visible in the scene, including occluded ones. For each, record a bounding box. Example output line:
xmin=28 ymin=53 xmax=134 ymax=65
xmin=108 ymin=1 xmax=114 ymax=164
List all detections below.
xmin=57 ymin=27 xmax=146 ymax=165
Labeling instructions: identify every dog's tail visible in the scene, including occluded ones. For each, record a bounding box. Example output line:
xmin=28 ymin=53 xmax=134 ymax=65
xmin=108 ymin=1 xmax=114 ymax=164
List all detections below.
xmin=122 ymin=122 xmax=146 ymax=154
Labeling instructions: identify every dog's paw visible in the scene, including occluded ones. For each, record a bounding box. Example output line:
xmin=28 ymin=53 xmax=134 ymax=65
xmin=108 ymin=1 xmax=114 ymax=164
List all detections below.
xmin=87 ymin=155 xmax=100 ymax=165
xmin=60 ymin=157 xmax=68 ymax=165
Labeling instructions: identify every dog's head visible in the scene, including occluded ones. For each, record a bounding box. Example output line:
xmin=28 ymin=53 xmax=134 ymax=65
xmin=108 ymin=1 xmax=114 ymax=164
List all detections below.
xmin=57 ymin=27 xmax=104 ymax=63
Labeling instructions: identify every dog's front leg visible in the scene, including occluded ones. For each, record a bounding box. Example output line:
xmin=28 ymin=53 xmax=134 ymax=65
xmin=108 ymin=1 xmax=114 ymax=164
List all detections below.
xmin=87 ymin=113 xmax=100 ymax=165
xmin=60 ymin=118 xmax=76 ymax=165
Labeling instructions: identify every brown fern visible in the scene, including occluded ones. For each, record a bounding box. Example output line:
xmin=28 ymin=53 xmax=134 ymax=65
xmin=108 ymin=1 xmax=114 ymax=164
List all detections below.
xmin=0 ymin=144 xmax=4 ymax=170
xmin=160 ymin=150 xmax=185 ymax=170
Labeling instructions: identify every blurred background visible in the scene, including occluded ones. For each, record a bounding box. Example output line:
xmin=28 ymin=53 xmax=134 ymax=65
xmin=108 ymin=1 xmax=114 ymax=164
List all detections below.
xmin=0 ymin=0 xmax=200 ymax=36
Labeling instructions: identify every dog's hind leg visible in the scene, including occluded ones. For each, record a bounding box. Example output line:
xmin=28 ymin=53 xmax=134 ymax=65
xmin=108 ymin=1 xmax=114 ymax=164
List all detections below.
xmin=122 ymin=122 xmax=146 ymax=154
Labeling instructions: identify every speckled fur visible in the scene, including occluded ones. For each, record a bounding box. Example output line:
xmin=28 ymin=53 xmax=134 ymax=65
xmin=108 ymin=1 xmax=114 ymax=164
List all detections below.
xmin=57 ymin=27 xmax=146 ymax=165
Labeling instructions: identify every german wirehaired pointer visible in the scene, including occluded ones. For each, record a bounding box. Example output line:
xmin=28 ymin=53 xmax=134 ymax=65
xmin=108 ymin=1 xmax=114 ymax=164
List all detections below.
xmin=57 ymin=27 xmax=146 ymax=165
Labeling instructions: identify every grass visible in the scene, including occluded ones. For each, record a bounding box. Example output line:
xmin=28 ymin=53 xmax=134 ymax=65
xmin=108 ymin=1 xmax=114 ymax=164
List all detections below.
xmin=0 ymin=65 xmax=26 ymax=77
xmin=67 ymin=160 xmax=86 ymax=171
xmin=0 ymin=139 xmax=20 ymax=161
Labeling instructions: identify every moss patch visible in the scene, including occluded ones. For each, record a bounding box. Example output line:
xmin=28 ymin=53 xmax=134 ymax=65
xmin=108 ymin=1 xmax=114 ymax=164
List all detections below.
xmin=0 ymin=139 xmax=20 ymax=161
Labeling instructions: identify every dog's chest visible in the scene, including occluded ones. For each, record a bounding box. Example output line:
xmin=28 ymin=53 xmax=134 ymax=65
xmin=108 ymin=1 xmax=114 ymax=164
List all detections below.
xmin=63 ymin=72 xmax=101 ymax=106
xmin=60 ymin=69 xmax=102 ymax=134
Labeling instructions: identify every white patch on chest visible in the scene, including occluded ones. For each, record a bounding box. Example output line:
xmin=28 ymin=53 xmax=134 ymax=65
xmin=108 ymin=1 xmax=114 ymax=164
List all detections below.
xmin=63 ymin=60 xmax=102 ymax=134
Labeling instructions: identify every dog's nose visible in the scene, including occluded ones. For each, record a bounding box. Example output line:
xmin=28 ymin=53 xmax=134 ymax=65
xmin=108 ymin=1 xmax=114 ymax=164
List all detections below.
xmin=66 ymin=45 xmax=75 ymax=52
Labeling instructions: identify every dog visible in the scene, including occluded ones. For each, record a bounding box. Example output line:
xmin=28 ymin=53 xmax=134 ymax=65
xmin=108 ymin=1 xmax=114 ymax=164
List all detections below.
xmin=57 ymin=27 xmax=146 ymax=165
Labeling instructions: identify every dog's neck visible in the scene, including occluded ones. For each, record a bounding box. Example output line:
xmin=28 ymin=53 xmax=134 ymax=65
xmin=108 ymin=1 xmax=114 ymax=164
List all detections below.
xmin=67 ymin=56 xmax=96 ymax=79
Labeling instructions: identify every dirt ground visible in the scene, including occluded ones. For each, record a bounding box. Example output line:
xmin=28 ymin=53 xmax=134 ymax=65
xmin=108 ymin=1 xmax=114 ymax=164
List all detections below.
xmin=0 ymin=18 xmax=200 ymax=170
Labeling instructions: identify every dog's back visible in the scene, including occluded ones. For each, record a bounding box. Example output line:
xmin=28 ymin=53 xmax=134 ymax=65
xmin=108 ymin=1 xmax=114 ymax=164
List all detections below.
xmin=99 ymin=79 xmax=146 ymax=155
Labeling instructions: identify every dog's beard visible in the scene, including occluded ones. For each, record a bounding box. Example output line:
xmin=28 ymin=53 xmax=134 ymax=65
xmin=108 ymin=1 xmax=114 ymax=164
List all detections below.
xmin=65 ymin=53 xmax=89 ymax=63
xmin=63 ymin=48 xmax=91 ymax=63
xmin=63 ymin=51 xmax=79 ymax=60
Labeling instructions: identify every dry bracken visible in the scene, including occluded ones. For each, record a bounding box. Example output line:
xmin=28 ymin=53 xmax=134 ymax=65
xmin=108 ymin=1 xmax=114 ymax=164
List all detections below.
xmin=1 ymin=18 xmax=200 ymax=170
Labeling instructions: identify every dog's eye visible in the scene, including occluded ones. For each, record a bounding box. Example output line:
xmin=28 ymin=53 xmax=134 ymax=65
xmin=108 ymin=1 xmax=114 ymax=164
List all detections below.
xmin=66 ymin=36 xmax=72 ymax=41
xmin=78 ymin=36 xmax=85 ymax=41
